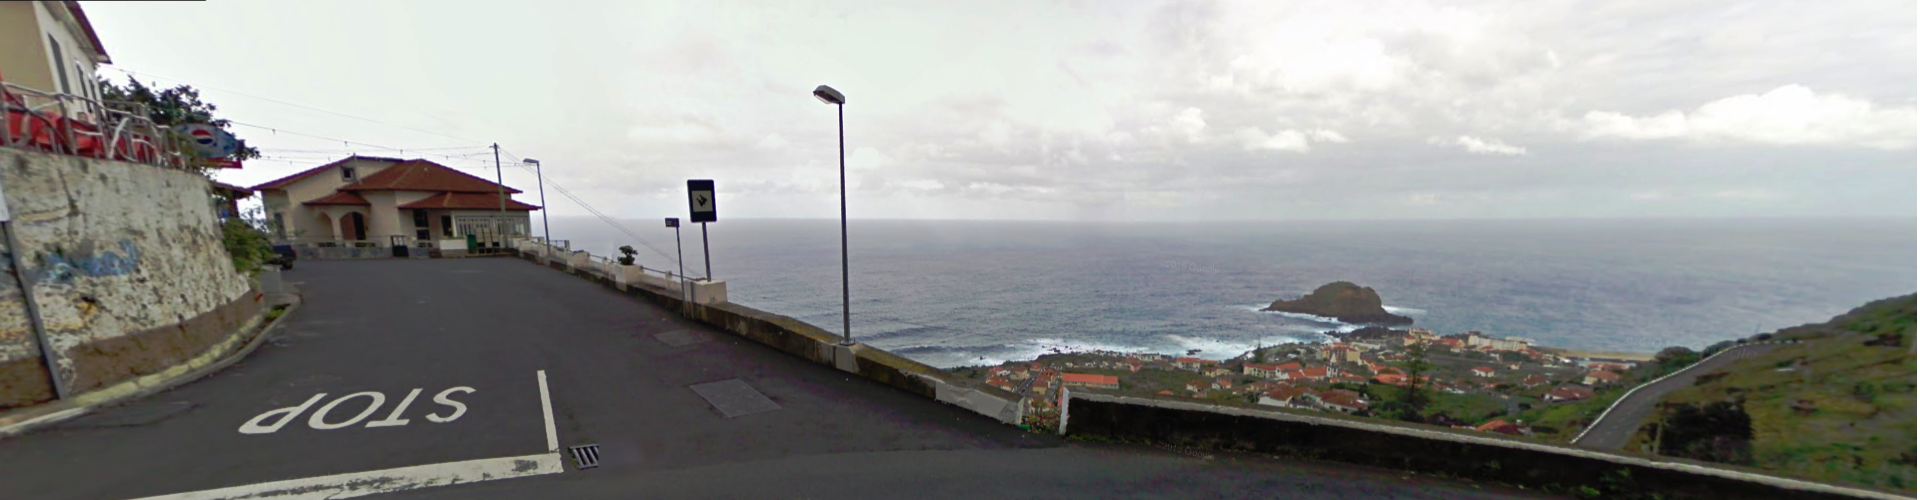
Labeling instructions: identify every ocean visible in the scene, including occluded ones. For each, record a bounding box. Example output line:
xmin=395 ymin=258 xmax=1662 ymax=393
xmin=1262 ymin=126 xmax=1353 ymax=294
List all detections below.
xmin=540 ymin=217 xmax=1916 ymax=368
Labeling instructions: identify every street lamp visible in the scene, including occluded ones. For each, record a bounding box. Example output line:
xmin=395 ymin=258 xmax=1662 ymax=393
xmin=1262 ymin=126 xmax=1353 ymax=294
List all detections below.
xmin=522 ymin=158 xmax=550 ymax=258
xmin=813 ymin=84 xmax=852 ymax=346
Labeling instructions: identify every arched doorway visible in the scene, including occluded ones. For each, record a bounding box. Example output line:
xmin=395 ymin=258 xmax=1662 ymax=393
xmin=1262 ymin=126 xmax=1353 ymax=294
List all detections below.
xmin=340 ymin=212 xmax=367 ymax=241
xmin=314 ymin=212 xmax=334 ymax=240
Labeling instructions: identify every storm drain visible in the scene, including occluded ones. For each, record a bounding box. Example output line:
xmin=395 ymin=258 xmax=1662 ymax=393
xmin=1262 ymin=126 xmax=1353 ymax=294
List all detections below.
xmin=688 ymin=379 xmax=781 ymax=418
xmin=569 ymin=444 xmax=601 ymax=470
xmin=652 ymin=329 xmax=710 ymax=347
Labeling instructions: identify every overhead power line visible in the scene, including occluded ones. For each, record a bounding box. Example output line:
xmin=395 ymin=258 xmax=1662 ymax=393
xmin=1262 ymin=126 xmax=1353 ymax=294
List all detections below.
xmin=100 ymin=66 xmax=489 ymax=145
xmin=496 ymin=149 xmax=680 ymax=267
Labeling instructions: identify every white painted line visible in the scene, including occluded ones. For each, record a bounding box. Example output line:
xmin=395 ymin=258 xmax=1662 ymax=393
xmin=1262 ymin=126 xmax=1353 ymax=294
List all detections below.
xmin=537 ymin=369 xmax=557 ymax=453
xmin=124 ymin=452 xmax=564 ymax=500
xmin=0 ymin=407 xmax=84 ymax=436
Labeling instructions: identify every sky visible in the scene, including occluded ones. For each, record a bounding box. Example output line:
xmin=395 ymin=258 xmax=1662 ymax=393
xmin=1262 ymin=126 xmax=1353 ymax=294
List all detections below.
xmin=82 ymin=0 xmax=1917 ymax=221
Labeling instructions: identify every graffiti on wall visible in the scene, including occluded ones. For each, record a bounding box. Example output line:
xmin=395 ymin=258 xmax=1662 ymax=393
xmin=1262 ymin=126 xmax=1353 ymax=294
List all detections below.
xmin=38 ymin=239 xmax=141 ymax=284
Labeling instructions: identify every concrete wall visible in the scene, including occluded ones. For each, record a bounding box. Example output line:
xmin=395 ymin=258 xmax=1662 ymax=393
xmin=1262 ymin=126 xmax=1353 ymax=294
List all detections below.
xmin=0 ymin=148 xmax=259 ymax=409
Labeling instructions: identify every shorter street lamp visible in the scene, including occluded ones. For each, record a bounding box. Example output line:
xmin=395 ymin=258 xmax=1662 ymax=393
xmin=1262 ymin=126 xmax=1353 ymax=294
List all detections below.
xmin=522 ymin=158 xmax=550 ymax=258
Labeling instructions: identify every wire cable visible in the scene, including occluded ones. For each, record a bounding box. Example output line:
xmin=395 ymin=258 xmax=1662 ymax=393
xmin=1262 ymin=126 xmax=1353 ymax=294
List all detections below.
xmin=495 ymin=148 xmax=681 ymax=267
xmin=100 ymin=66 xmax=490 ymax=145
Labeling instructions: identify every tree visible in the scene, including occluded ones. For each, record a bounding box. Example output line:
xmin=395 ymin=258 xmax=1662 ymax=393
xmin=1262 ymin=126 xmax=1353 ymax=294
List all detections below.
xmin=616 ymin=245 xmax=638 ymax=266
xmin=1653 ymin=346 xmax=1700 ymax=376
xmin=96 ymin=76 xmax=260 ymax=173
xmin=1393 ymin=341 xmax=1434 ymax=422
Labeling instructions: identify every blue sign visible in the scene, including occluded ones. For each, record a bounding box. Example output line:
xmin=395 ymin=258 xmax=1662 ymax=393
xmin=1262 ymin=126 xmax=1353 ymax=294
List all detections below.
xmin=174 ymin=123 xmax=238 ymax=158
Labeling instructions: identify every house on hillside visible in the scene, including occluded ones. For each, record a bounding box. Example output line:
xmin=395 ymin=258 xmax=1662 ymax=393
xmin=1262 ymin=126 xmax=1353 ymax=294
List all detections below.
xmin=1473 ymin=418 xmax=1532 ymax=436
xmin=1259 ymin=386 xmax=1317 ymax=409
xmin=1315 ymin=389 xmax=1370 ymax=414
xmin=1061 ymin=373 xmax=1119 ymax=390
xmin=252 ymin=156 xmax=540 ymax=251
xmin=0 ymin=1 xmax=111 ymax=102
xmin=1543 ymin=385 xmax=1595 ymax=403
xmin=1521 ymin=374 xmax=1550 ymax=388
xmin=1173 ymin=357 xmax=1220 ymax=371
xmin=1583 ymin=370 xmax=1622 ymax=386
xmin=1244 ymin=363 xmax=1284 ymax=379
xmin=1470 ymin=366 xmax=1496 ymax=378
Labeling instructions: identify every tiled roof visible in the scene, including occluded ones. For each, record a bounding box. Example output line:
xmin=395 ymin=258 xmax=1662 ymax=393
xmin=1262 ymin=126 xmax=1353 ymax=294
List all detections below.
xmin=1474 ymin=419 xmax=1512 ymax=432
xmin=302 ymin=191 xmax=370 ymax=206
xmin=1062 ymin=373 xmax=1118 ymax=385
xmin=209 ymin=181 xmax=254 ymax=196
xmin=251 ymin=156 xmax=407 ymax=190
xmin=397 ymin=192 xmax=540 ymax=210
xmin=342 ymin=160 xmax=523 ymax=194
xmin=1318 ymin=390 xmax=1368 ymax=410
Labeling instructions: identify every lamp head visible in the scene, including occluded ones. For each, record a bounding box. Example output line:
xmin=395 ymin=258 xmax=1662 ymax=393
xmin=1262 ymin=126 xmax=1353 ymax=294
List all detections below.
xmin=813 ymin=85 xmax=845 ymax=105
xmin=522 ymin=158 xmax=540 ymax=165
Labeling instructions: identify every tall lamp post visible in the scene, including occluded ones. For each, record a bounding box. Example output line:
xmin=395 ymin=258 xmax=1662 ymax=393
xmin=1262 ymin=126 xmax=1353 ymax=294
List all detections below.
xmin=522 ymin=158 xmax=550 ymax=258
xmin=813 ymin=84 xmax=852 ymax=346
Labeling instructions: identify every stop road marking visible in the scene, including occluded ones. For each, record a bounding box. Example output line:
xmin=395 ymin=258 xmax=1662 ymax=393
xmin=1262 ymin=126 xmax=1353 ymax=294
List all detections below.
xmin=240 ymin=386 xmax=475 ymax=435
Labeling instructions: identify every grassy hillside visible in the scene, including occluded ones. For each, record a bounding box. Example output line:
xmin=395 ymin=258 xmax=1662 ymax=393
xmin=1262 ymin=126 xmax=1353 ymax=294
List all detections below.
xmin=1633 ymin=294 xmax=1916 ymax=493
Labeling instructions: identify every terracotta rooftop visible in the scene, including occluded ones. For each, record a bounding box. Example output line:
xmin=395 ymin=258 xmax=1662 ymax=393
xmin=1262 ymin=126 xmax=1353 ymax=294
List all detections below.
xmin=250 ymin=156 xmax=407 ymax=190
xmin=398 ymin=192 xmax=540 ymax=211
xmin=1061 ymin=373 xmax=1118 ymax=385
xmin=342 ymin=160 xmax=523 ymax=194
xmin=302 ymin=191 xmax=370 ymax=206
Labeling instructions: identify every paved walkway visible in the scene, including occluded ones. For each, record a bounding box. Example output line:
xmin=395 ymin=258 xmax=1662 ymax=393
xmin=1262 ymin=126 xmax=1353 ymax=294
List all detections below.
xmin=0 ymin=259 xmax=1553 ymax=499
xmin=1572 ymin=343 xmax=1784 ymax=450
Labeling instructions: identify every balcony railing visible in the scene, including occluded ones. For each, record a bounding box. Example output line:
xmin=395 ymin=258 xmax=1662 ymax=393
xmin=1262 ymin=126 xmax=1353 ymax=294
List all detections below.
xmin=2 ymin=79 xmax=189 ymax=169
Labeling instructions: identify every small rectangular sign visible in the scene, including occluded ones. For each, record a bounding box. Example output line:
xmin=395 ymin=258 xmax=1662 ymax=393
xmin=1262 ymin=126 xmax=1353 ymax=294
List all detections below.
xmin=664 ymin=217 xmax=679 ymax=228
xmin=687 ymin=179 xmax=716 ymax=223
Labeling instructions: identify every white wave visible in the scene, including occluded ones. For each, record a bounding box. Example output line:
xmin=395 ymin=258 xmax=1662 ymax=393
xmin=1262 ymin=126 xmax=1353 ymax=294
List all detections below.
xmin=1382 ymin=305 xmax=1427 ymax=316
xmin=1160 ymin=334 xmax=1265 ymax=361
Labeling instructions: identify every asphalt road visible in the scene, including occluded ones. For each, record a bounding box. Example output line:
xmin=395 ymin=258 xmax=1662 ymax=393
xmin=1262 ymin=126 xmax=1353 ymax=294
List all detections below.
xmin=0 ymin=258 xmax=1559 ymax=500
xmin=1572 ymin=343 xmax=1784 ymax=450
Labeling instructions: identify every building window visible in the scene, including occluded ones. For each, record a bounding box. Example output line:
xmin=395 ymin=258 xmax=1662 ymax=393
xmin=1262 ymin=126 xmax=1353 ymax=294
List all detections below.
xmin=440 ymin=215 xmax=453 ymax=238
xmin=273 ymin=213 xmax=286 ymax=239
xmin=340 ymin=166 xmax=357 ymax=181
xmin=412 ymin=209 xmax=429 ymax=228
xmin=48 ymin=36 xmax=70 ymax=94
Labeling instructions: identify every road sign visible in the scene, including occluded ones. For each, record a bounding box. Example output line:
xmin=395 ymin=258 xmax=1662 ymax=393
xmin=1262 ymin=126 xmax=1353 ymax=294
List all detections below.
xmin=665 ymin=217 xmax=679 ymax=228
xmin=687 ymin=180 xmax=716 ymax=223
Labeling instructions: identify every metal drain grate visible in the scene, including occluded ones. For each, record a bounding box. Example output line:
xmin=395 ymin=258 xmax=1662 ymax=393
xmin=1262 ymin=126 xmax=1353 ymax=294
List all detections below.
xmin=569 ymin=444 xmax=601 ymax=470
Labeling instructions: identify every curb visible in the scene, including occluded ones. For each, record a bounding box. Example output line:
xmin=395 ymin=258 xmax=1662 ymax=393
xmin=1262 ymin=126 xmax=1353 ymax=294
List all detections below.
xmin=0 ymin=296 xmax=304 ymax=439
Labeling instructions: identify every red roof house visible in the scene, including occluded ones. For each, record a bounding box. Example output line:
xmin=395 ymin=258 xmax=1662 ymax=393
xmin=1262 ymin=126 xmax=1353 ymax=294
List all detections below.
xmin=252 ymin=156 xmax=540 ymax=247
xmin=1061 ymin=373 xmax=1119 ymax=390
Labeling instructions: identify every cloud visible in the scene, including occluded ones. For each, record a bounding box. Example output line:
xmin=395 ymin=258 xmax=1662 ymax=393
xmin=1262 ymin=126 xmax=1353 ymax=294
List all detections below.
xmin=1579 ymin=85 xmax=1916 ymax=149
xmin=1427 ymin=135 xmax=1527 ymax=155
xmin=1236 ymin=127 xmax=1350 ymax=152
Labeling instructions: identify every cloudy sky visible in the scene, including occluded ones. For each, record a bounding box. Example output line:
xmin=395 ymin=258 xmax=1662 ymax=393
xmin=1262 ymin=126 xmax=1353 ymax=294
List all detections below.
xmin=85 ymin=0 xmax=1915 ymax=221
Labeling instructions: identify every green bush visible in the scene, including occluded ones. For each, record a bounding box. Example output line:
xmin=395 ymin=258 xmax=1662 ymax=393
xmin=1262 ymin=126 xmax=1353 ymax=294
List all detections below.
xmin=221 ymin=218 xmax=273 ymax=276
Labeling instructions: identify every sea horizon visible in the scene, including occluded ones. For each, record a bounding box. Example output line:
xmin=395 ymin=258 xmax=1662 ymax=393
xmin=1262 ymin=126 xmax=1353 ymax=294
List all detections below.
xmin=539 ymin=215 xmax=1917 ymax=368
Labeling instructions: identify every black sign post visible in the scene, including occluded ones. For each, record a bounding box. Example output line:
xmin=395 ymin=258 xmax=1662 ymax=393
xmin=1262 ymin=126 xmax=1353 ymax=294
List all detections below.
xmin=687 ymin=180 xmax=716 ymax=280
xmin=666 ymin=217 xmax=686 ymax=315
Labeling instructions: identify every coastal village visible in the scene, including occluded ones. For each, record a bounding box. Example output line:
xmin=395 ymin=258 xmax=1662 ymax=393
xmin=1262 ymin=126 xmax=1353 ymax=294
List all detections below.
xmin=976 ymin=327 xmax=1641 ymax=437
xmin=961 ymin=282 xmax=1654 ymax=439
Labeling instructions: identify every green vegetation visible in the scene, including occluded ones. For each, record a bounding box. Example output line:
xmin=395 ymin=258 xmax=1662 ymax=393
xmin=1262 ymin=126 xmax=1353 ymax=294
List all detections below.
xmin=220 ymin=217 xmax=274 ymax=276
xmin=616 ymin=245 xmax=638 ymax=266
xmin=1517 ymin=385 xmax=1630 ymax=440
xmin=1638 ymin=294 xmax=1916 ymax=493
xmin=264 ymin=305 xmax=288 ymax=322
xmin=97 ymin=76 xmax=259 ymax=173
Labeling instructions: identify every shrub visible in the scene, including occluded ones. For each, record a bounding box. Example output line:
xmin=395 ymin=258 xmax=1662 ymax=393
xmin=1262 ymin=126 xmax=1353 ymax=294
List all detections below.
xmin=616 ymin=245 xmax=638 ymax=266
xmin=221 ymin=218 xmax=273 ymax=276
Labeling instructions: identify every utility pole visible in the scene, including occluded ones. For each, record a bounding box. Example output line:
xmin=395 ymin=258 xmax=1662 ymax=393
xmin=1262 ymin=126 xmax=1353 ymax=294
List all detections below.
xmin=492 ymin=143 xmax=506 ymax=253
